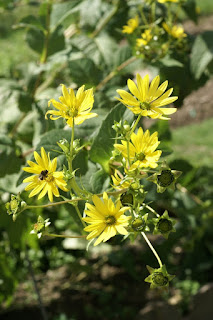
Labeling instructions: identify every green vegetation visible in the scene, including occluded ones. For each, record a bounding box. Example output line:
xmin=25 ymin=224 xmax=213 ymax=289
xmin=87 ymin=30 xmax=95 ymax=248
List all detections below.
xmin=169 ymin=118 xmax=213 ymax=167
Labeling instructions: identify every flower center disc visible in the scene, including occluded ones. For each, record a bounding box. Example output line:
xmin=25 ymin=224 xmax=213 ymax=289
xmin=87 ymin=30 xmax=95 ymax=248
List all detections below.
xmin=105 ymin=215 xmax=116 ymax=225
xmin=137 ymin=152 xmax=146 ymax=161
xmin=140 ymin=101 xmax=151 ymax=110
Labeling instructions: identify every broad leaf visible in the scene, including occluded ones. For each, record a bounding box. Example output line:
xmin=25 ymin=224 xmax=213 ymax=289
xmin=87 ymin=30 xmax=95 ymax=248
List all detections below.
xmin=191 ymin=32 xmax=213 ymax=79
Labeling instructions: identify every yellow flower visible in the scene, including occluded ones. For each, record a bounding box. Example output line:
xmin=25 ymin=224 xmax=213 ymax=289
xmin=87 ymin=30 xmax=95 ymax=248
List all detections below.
xmin=122 ymin=15 xmax=139 ymax=34
xmin=46 ymin=84 xmax=97 ymax=127
xmin=23 ymin=147 xmax=68 ymax=202
xmin=163 ymin=22 xmax=187 ymax=39
xmin=83 ymin=192 xmax=131 ymax=246
xmin=136 ymin=29 xmax=152 ymax=47
xmin=116 ymin=73 xmax=178 ymax=120
xmin=111 ymin=170 xmax=133 ymax=190
xmin=158 ymin=0 xmax=179 ymax=3
xmin=114 ymin=128 xmax=162 ymax=170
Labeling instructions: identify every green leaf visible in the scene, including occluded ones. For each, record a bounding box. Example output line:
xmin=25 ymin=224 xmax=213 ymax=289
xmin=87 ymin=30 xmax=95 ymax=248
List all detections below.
xmin=25 ymin=28 xmax=44 ymax=54
xmin=159 ymin=56 xmax=184 ymax=68
xmin=15 ymin=15 xmax=45 ymax=31
xmin=50 ymin=0 xmax=81 ymax=31
xmin=69 ymin=58 xmax=102 ymax=86
xmin=191 ymin=32 xmax=213 ymax=79
xmin=90 ymin=103 xmax=133 ymax=172
xmin=26 ymin=25 xmax=65 ymax=56
xmin=90 ymin=168 xmax=110 ymax=193
xmin=149 ymin=120 xmax=173 ymax=156
xmin=80 ymin=0 xmax=109 ymax=29
xmin=0 ymin=135 xmax=23 ymax=178
xmin=113 ymin=44 xmax=132 ymax=68
xmin=182 ymin=0 xmax=198 ymax=24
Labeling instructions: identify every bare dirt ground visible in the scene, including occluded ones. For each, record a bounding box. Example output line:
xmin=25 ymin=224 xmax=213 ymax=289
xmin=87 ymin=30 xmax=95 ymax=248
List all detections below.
xmin=170 ymin=14 xmax=213 ymax=128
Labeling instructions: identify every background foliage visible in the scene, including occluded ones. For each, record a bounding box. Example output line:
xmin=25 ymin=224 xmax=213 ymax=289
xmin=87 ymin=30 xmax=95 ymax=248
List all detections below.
xmin=0 ymin=0 xmax=213 ymax=319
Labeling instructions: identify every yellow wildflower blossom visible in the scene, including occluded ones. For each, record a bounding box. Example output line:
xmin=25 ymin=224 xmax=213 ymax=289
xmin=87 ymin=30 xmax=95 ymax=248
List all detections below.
xmin=158 ymin=0 xmax=179 ymax=3
xmin=122 ymin=15 xmax=139 ymax=34
xmin=83 ymin=192 xmax=131 ymax=246
xmin=23 ymin=147 xmax=68 ymax=202
xmin=46 ymin=84 xmax=97 ymax=127
xmin=116 ymin=73 xmax=177 ymax=120
xmin=114 ymin=128 xmax=162 ymax=170
xmin=163 ymin=22 xmax=187 ymax=39
xmin=136 ymin=29 xmax=152 ymax=47
xmin=111 ymin=170 xmax=133 ymax=190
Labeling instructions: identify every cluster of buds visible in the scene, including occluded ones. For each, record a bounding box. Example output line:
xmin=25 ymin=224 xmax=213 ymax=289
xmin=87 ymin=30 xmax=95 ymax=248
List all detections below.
xmin=30 ymin=215 xmax=51 ymax=238
xmin=5 ymin=194 xmax=26 ymax=221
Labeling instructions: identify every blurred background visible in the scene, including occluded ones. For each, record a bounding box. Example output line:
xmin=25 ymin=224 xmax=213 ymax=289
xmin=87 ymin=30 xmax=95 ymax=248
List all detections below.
xmin=0 ymin=0 xmax=213 ymax=319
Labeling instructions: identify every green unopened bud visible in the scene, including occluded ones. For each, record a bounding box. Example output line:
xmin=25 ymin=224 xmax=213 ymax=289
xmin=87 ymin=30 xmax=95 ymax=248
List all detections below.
xmin=57 ymin=139 xmax=70 ymax=154
xmin=120 ymin=192 xmax=133 ymax=206
xmin=157 ymin=170 xmax=174 ymax=187
xmin=157 ymin=218 xmax=173 ymax=233
xmin=153 ymin=211 xmax=176 ymax=239
xmin=147 ymin=161 xmax=182 ymax=193
xmin=152 ymin=272 xmax=169 ymax=287
xmin=145 ymin=265 xmax=175 ymax=289
xmin=131 ymin=217 xmax=146 ymax=231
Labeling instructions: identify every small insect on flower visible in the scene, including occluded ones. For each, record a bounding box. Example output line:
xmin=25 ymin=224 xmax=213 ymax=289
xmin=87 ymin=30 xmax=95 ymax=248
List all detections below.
xmin=83 ymin=192 xmax=131 ymax=246
xmin=23 ymin=147 xmax=68 ymax=202
xmin=116 ymin=73 xmax=178 ymax=120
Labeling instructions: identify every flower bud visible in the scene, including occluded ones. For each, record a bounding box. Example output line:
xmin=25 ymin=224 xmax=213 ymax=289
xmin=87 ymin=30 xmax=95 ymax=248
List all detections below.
xmin=120 ymin=192 xmax=133 ymax=206
xmin=157 ymin=218 xmax=173 ymax=234
xmin=57 ymin=139 xmax=70 ymax=154
xmin=131 ymin=217 xmax=146 ymax=231
xmin=151 ymin=272 xmax=169 ymax=287
xmin=157 ymin=170 xmax=174 ymax=187
xmin=5 ymin=194 xmax=26 ymax=221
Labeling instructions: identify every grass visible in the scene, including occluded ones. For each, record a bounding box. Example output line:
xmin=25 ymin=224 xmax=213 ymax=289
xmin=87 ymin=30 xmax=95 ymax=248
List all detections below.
xmin=196 ymin=0 xmax=213 ymax=15
xmin=168 ymin=118 xmax=213 ymax=168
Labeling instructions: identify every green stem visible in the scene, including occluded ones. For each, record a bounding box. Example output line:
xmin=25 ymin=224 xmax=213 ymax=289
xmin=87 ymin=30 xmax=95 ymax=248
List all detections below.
xmin=9 ymin=113 xmax=27 ymax=138
xmin=69 ymin=118 xmax=75 ymax=172
xmin=44 ymin=233 xmax=86 ymax=239
xmin=138 ymin=5 xmax=149 ymax=26
xmin=129 ymin=114 xmax=142 ymax=136
xmin=40 ymin=2 xmax=51 ymax=63
xmin=141 ymin=232 xmax=163 ymax=268
xmin=145 ymin=204 xmax=159 ymax=217
xmin=127 ymin=139 xmax=131 ymax=168
xmin=20 ymin=199 xmax=82 ymax=214
xmin=95 ymin=56 xmax=137 ymax=91
xmin=91 ymin=0 xmax=120 ymax=38
xmin=75 ymin=205 xmax=87 ymax=228
xmin=151 ymin=1 xmax=156 ymax=23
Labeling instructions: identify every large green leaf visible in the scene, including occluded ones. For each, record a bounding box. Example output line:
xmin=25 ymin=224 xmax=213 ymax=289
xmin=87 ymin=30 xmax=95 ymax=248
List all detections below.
xmin=90 ymin=103 xmax=133 ymax=172
xmin=191 ymin=32 xmax=213 ymax=79
xmin=69 ymin=58 xmax=102 ymax=86
xmin=26 ymin=25 xmax=65 ymax=56
xmin=50 ymin=0 xmax=81 ymax=31
xmin=70 ymin=34 xmax=118 ymax=69
xmin=0 ymin=135 xmax=23 ymax=178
